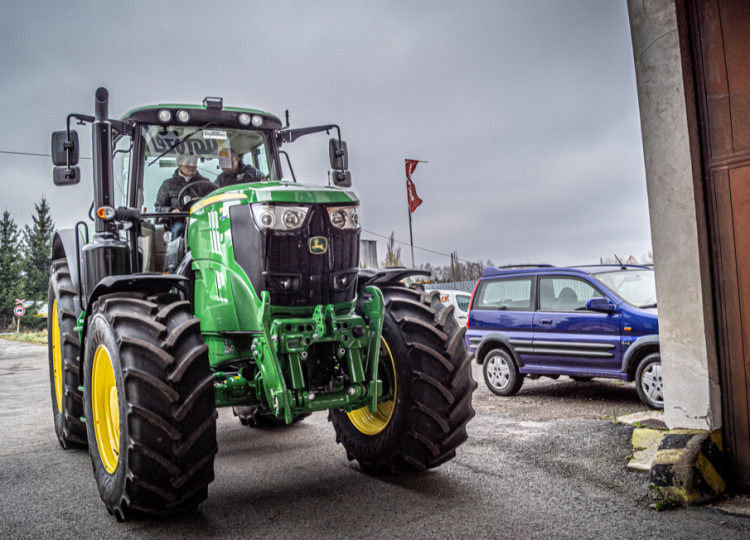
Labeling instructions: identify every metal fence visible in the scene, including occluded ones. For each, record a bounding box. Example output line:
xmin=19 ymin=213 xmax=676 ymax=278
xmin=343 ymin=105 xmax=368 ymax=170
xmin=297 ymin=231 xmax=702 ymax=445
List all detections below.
xmin=423 ymin=280 xmax=477 ymax=293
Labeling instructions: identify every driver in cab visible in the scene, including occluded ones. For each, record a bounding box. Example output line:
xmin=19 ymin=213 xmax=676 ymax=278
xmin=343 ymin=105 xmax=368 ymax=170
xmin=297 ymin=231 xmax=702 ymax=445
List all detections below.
xmin=155 ymin=153 xmax=213 ymax=238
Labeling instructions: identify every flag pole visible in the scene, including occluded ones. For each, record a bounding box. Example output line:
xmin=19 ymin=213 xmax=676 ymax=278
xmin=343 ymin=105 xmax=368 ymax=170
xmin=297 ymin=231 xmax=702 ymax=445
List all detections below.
xmin=404 ymin=158 xmax=428 ymax=268
xmin=408 ymin=204 xmax=415 ymax=267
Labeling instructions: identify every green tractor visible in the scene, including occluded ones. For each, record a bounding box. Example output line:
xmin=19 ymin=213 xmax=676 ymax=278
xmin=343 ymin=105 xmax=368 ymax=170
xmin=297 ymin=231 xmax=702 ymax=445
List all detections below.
xmin=48 ymin=88 xmax=476 ymax=520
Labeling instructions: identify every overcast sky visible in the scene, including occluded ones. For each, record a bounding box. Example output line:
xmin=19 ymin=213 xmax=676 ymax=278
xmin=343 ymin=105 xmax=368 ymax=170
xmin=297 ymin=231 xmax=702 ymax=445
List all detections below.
xmin=0 ymin=0 xmax=650 ymax=268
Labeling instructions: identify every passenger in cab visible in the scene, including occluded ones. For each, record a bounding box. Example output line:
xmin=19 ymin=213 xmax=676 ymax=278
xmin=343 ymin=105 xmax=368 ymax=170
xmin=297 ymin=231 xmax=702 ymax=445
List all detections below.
xmin=216 ymin=148 xmax=263 ymax=187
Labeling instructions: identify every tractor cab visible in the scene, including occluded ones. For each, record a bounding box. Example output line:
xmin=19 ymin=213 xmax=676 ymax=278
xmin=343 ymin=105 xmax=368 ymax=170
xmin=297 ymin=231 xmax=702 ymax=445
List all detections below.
xmin=113 ymin=105 xmax=285 ymax=273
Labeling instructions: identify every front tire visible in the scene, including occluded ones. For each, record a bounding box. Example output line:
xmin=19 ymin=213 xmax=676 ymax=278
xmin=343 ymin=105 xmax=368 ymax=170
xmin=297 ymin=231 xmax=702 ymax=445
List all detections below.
xmin=635 ymin=353 xmax=663 ymax=409
xmin=482 ymin=348 xmax=524 ymax=396
xmin=330 ymin=287 xmax=476 ymax=474
xmin=47 ymin=259 xmax=86 ymax=449
xmin=83 ymin=295 xmax=217 ymax=520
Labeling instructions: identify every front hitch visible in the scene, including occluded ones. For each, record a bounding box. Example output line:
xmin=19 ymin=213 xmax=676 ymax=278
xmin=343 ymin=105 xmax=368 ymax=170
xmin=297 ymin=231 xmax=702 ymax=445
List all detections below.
xmin=362 ymin=286 xmax=385 ymax=413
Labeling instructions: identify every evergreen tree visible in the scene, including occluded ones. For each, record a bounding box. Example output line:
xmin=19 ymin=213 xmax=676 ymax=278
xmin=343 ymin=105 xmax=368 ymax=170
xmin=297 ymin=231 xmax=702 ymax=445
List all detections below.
xmin=0 ymin=209 xmax=24 ymax=329
xmin=22 ymin=196 xmax=55 ymax=303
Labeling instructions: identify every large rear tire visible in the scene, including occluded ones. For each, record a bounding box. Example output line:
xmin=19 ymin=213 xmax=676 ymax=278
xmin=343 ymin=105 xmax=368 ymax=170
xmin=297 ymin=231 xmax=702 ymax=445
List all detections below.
xmin=47 ymin=259 xmax=87 ymax=449
xmin=330 ymin=287 xmax=476 ymax=473
xmin=83 ymin=294 xmax=217 ymax=520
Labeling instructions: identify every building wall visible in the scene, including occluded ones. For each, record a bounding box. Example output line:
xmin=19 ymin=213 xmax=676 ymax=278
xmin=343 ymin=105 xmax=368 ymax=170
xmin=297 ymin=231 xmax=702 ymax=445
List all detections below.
xmin=627 ymin=0 xmax=722 ymax=430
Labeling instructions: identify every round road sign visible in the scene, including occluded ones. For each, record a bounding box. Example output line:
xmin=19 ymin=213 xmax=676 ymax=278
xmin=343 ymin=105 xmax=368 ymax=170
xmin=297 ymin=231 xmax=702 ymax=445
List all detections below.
xmin=14 ymin=305 xmax=25 ymax=317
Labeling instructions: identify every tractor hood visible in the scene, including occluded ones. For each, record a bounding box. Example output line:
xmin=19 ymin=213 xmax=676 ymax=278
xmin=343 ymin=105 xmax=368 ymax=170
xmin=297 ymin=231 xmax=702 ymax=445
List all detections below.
xmin=190 ymin=181 xmax=358 ymax=215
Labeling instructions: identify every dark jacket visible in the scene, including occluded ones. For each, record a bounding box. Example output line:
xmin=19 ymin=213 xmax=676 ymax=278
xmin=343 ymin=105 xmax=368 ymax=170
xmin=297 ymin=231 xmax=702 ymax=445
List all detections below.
xmin=215 ymin=163 xmax=263 ymax=188
xmin=155 ymin=170 xmax=212 ymax=213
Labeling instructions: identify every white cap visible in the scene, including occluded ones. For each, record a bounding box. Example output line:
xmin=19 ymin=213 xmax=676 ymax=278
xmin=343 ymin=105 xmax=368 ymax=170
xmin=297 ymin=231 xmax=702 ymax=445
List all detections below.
xmin=176 ymin=153 xmax=198 ymax=166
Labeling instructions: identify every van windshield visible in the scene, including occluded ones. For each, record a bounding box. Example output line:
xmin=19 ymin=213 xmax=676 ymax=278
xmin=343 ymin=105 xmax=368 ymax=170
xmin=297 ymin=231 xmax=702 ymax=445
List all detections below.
xmin=592 ymin=268 xmax=657 ymax=309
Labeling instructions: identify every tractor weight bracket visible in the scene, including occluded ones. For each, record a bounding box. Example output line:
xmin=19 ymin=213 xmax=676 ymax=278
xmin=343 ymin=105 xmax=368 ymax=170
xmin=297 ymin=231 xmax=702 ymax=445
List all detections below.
xmin=363 ymin=286 xmax=385 ymax=413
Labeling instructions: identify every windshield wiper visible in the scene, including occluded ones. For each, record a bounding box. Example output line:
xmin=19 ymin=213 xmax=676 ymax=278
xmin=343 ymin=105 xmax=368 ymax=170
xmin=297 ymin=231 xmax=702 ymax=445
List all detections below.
xmin=147 ymin=123 xmax=213 ymax=166
xmin=640 ymin=303 xmax=657 ymax=309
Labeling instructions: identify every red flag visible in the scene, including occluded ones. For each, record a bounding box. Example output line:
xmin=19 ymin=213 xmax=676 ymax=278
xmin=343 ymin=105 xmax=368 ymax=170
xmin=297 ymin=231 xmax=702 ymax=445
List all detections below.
xmin=405 ymin=159 xmax=419 ymax=181
xmin=406 ymin=178 xmax=423 ymax=213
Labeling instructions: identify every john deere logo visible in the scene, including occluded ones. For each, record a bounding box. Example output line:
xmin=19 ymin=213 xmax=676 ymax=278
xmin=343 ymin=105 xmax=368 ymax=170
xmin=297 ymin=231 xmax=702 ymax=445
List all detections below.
xmin=309 ymin=236 xmax=328 ymax=254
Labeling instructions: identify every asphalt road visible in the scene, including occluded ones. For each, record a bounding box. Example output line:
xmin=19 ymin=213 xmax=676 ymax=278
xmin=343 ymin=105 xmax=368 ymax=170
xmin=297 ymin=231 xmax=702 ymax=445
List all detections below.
xmin=1 ymin=338 xmax=749 ymax=539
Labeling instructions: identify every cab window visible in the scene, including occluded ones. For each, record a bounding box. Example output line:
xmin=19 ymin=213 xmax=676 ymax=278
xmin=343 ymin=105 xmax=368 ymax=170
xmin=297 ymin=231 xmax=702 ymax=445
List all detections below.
xmin=138 ymin=124 xmax=276 ymax=213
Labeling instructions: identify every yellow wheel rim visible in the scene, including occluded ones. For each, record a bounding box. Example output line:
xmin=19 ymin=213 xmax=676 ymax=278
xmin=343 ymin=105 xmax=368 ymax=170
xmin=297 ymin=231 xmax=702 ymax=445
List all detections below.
xmin=51 ymin=300 xmax=63 ymax=413
xmin=92 ymin=345 xmax=120 ymax=474
xmin=347 ymin=337 xmax=397 ymax=436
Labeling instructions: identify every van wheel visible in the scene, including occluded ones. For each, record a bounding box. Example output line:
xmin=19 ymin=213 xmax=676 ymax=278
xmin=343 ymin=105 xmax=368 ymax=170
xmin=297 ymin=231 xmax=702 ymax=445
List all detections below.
xmin=635 ymin=353 xmax=664 ymax=409
xmin=483 ymin=348 xmax=524 ymax=396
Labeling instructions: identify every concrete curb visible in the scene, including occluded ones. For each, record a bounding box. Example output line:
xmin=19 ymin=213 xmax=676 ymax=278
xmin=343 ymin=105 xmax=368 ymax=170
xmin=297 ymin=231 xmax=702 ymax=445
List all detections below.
xmin=650 ymin=429 xmax=725 ymax=505
xmin=617 ymin=412 xmax=737 ymax=510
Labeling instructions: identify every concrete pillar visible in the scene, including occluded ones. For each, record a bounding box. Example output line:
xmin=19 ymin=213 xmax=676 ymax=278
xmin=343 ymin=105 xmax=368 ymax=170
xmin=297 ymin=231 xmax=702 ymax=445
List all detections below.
xmin=627 ymin=0 xmax=722 ymax=430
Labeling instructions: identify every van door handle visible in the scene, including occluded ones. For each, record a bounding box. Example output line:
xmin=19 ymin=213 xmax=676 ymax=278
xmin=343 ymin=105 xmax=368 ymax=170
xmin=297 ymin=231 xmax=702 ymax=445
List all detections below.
xmin=539 ymin=318 xmax=553 ymax=325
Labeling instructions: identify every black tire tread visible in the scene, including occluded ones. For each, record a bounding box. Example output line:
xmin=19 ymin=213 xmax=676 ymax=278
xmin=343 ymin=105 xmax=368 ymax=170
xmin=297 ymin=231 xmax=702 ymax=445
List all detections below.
xmin=84 ymin=295 xmax=217 ymax=520
xmin=48 ymin=259 xmax=87 ymax=450
xmin=330 ymin=284 xmax=476 ymax=474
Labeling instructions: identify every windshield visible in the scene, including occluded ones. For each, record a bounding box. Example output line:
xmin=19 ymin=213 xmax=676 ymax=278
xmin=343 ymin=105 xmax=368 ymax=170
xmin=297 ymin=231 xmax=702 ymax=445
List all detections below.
xmin=139 ymin=124 xmax=278 ymax=212
xmin=592 ymin=268 xmax=657 ymax=308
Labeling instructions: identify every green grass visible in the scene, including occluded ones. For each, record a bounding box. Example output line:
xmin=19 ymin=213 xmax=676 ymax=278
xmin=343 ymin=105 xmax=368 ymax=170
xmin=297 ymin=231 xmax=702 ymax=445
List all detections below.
xmin=0 ymin=330 xmax=48 ymax=345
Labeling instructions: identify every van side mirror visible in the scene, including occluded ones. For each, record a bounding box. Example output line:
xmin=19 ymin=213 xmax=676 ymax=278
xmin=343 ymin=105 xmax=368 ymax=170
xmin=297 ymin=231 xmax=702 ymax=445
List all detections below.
xmin=586 ymin=297 xmax=617 ymax=313
xmin=51 ymin=130 xmax=79 ymax=166
xmin=329 ymin=138 xmax=348 ymax=170
xmin=53 ymin=166 xmax=81 ymax=186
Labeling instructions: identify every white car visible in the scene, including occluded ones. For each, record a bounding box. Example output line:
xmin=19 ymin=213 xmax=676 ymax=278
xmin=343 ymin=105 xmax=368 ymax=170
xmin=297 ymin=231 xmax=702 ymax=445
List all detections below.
xmin=435 ymin=289 xmax=472 ymax=326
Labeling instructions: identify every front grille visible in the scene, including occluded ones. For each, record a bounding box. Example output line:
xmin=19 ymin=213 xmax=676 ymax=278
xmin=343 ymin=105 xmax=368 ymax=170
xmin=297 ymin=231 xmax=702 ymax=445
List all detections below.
xmin=232 ymin=204 xmax=359 ymax=307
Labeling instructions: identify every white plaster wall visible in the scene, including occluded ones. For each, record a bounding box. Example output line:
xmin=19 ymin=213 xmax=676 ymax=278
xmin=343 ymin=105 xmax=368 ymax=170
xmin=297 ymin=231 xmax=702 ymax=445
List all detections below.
xmin=627 ymin=0 xmax=721 ymax=430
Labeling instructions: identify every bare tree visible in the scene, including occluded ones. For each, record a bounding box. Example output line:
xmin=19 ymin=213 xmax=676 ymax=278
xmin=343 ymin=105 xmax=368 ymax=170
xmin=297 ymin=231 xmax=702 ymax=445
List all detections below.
xmin=381 ymin=232 xmax=403 ymax=268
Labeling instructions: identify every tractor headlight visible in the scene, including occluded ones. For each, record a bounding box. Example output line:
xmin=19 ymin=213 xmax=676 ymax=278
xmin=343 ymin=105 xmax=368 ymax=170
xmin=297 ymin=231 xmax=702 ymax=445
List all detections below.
xmin=238 ymin=113 xmax=251 ymax=126
xmin=326 ymin=205 xmax=360 ymax=230
xmin=251 ymin=203 xmax=309 ymax=231
xmin=158 ymin=109 xmax=172 ymax=123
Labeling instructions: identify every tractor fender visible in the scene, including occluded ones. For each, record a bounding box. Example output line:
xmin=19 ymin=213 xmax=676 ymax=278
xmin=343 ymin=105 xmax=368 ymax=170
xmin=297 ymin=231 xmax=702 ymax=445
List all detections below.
xmin=620 ymin=334 xmax=660 ymax=379
xmin=355 ymin=268 xmax=431 ymax=320
xmin=356 ymin=268 xmax=430 ymax=290
xmin=472 ymin=332 xmax=525 ymax=367
xmin=52 ymin=229 xmax=82 ymax=296
xmin=78 ymin=274 xmax=192 ymax=383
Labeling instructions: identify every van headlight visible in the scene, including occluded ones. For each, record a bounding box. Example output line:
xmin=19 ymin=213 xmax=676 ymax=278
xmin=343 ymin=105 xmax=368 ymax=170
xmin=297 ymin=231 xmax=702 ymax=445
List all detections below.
xmin=251 ymin=203 xmax=309 ymax=231
xmin=326 ymin=205 xmax=360 ymax=230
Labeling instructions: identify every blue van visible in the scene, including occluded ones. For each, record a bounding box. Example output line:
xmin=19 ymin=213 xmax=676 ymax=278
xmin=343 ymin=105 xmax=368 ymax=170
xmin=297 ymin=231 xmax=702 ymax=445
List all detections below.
xmin=465 ymin=265 xmax=662 ymax=408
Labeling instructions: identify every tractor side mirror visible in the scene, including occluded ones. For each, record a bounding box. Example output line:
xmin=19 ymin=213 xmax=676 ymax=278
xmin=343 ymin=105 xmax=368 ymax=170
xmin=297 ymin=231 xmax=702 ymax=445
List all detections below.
xmin=51 ymin=130 xmax=80 ymax=166
xmin=329 ymin=138 xmax=348 ymax=170
xmin=332 ymin=170 xmax=352 ymax=188
xmin=53 ymin=166 xmax=81 ymax=186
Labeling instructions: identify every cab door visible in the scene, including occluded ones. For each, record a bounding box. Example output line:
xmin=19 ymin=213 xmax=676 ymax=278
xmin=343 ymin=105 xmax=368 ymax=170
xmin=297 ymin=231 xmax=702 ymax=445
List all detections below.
xmin=532 ymin=276 xmax=621 ymax=375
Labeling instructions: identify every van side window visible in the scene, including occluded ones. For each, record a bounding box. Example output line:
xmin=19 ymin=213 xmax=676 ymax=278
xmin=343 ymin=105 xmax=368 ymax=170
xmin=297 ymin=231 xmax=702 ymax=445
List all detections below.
xmin=539 ymin=277 xmax=603 ymax=311
xmin=475 ymin=278 xmax=532 ymax=311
